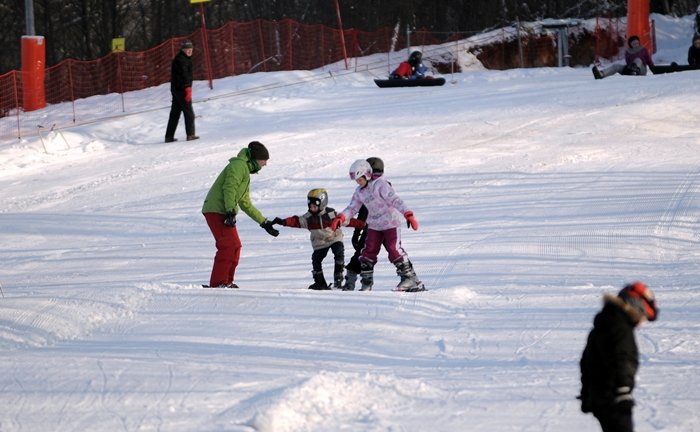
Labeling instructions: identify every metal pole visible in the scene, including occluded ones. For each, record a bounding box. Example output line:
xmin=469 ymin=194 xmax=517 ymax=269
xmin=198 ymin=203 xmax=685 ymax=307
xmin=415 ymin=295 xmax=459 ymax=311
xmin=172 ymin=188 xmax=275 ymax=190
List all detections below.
xmin=24 ymin=0 xmax=36 ymax=35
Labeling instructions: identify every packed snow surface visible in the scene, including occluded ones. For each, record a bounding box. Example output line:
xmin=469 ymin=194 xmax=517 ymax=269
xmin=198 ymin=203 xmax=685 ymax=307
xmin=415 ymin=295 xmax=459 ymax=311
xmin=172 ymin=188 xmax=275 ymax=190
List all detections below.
xmin=1 ymin=14 xmax=699 ymax=432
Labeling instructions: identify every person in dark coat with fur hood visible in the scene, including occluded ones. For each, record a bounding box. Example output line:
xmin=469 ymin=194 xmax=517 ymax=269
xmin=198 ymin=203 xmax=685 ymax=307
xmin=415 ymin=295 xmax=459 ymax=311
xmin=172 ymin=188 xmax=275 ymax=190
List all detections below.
xmin=688 ymin=34 xmax=700 ymax=65
xmin=579 ymin=281 xmax=658 ymax=432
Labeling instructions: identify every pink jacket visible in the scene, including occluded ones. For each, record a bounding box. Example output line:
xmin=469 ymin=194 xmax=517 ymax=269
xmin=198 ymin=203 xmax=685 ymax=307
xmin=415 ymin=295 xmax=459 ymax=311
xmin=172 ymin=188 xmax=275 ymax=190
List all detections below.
xmin=339 ymin=177 xmax=409 ymax=231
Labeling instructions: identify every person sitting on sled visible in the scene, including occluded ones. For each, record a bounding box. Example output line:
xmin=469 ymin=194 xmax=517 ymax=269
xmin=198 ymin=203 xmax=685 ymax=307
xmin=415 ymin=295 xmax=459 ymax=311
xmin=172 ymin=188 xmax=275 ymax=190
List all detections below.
xmin=271 ymin=189 xmax=364 ymax=290
xmin=331 ymin=160 xmax=424 ymax=292
xmin=592 ymin=35 xmax=654 ymax=79
xmin=390 ymin=50 xmax=428 ymax=79
xmin=341 ymin=157 xmax=384 ymax=291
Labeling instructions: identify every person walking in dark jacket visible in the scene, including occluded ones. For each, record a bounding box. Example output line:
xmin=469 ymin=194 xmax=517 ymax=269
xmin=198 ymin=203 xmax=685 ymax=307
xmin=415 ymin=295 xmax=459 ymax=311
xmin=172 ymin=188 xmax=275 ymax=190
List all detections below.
xmin=165 ymin=40 xmax=198 ymax=143
xmin=579 ymin=281 xmax=658 ymax=432
xmin=688 ymin=34 xmax=700 ymax=65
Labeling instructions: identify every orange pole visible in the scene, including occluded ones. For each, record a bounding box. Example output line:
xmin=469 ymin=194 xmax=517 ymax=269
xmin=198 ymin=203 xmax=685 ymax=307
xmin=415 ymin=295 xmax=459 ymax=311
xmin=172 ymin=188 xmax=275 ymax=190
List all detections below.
xmin=199 ymin=3 xmax=213 ymax=89
xmin=21 ymin=35 xmax=46 ymax=112
xmin=334 ymin=0 xmax=349 ymax=70
xmin=627 ymin=0 xmax=651 ymax=50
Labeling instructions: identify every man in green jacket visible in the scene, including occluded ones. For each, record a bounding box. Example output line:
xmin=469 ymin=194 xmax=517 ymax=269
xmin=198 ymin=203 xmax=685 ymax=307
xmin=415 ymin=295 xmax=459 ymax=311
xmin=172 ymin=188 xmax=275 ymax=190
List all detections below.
xmin=202 ymin=141 xmax=279 ymax=288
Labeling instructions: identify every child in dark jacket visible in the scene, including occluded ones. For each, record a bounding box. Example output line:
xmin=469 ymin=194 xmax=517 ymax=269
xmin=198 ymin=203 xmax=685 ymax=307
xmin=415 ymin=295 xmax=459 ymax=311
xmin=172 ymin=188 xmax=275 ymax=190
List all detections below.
xmin=579 ymin=281 xmax=658 ymax=432
xmin=272 ymin=189 xmax=364 ymax=290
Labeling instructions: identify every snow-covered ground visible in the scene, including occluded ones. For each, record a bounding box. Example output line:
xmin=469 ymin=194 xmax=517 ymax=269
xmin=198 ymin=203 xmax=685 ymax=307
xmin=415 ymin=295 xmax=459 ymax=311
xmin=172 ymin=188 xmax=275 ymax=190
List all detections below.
xmin=1 ymin=13 xmax=699 ymax=432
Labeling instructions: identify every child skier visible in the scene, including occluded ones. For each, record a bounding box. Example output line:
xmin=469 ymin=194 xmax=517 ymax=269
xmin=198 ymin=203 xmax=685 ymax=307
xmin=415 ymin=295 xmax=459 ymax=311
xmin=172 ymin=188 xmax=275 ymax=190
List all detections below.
xmin=579 ymin=281 xmax=658 ymax=432
xmin=272 ymin=188 xmax=364 ymax=290
xmin=342 ymin=157 xmax=383 ymax=291
xmin=331 ymin=159 xmax=424 ymax=292
xmin=390 ymin=50 xmax=427 ymax=80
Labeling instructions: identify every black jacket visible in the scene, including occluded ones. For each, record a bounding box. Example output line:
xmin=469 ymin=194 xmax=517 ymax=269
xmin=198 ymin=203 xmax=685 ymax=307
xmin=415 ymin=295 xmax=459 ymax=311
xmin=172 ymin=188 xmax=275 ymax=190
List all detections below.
xmin=579 ymin=294 xmax=641 ymax=414
xmin=170 ymin=50 xmax=193 ymax=92
xmin=688 ymin=45 xmax=700 ymax=66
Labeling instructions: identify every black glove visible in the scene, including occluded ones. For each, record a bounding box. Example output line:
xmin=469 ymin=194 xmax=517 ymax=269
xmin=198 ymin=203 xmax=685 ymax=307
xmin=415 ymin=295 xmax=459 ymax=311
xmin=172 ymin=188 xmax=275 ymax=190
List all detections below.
xmin=260 ymin=220 xmax=279 ymax=237
xmin=351 ymin=228 xmax=363 ymax=250
xmin=613 ymin=387 xmax=634 ymax=412
xmin=223 ymin=211 xmax=236 ymax=227
xmin=271 ymin=217 xmax=287 ymax=226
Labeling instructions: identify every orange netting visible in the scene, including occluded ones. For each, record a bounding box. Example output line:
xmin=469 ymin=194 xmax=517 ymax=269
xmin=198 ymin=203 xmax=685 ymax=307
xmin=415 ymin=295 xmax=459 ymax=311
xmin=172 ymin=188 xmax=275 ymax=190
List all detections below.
xmin=0 ymin=17 xmax=626 ymax=140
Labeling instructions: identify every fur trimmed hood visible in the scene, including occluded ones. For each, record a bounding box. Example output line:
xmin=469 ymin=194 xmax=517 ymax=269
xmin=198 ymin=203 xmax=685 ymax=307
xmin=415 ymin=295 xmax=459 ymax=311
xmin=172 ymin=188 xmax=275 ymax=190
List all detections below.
xmin=603 ymin=293 xmax=644 ymax=325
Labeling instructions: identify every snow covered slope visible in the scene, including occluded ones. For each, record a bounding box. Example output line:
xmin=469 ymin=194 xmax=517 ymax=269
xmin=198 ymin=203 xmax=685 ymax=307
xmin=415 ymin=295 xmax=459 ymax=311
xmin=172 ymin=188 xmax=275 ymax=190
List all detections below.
xmin=0 ymin=14 xmax=699 ymax=432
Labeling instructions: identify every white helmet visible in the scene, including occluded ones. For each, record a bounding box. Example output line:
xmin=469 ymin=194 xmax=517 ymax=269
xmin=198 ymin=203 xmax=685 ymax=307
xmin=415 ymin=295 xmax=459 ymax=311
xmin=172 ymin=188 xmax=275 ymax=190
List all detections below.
xmin=349 ymin=159 xmax=372 ymax=181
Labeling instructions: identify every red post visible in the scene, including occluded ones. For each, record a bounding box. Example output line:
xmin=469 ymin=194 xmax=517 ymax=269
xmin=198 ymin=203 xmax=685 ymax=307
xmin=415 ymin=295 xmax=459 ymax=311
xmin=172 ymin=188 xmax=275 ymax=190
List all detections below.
xmin=627 ymin=0 xmax=651 ymax=51
xmin=334 ymin=0 xmax=349 ymax=70
xmin=199 ymin=3 xmax=214 ymax=89
xmin=21 ymin=35 xmax=46 ymax=111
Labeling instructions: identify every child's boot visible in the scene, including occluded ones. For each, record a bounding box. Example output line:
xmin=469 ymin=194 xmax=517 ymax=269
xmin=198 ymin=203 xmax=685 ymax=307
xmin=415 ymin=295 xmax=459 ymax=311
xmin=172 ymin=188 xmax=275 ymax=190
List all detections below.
xmin=333 ymin=262 xmax=344 ymax=289
xmin=308 ymin=270 xmax=331 ymax=290
xmin=359 ymin=263 xmax=374 ymax=291
xmin=394 ymin=260 xmax=425 ymax=292
xmin=342 ymin=271 xmax=358 ymax=291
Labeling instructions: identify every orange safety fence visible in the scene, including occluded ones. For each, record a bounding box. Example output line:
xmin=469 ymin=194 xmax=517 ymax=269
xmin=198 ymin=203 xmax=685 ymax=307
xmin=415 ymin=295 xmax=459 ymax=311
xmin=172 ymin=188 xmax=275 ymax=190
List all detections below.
xmin=0 ymin=19 xmax=413 ymax=140
xmin=0 ymin=17 xmax=626 ymax=140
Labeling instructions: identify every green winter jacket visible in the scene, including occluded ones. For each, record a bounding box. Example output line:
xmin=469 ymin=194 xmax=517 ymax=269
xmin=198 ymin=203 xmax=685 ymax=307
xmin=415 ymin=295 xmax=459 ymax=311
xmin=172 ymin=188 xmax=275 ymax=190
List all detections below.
xmin=201 ymin=148 xmax=266 ymax=224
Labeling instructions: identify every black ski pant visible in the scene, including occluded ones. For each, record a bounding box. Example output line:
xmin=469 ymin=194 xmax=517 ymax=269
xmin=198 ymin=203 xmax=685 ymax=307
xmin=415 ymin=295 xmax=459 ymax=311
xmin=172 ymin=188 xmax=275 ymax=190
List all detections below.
xmin=311 ymin=241 xmax=344 ymax=273
xmin=165 ymin=90 xmax=195 ymax=139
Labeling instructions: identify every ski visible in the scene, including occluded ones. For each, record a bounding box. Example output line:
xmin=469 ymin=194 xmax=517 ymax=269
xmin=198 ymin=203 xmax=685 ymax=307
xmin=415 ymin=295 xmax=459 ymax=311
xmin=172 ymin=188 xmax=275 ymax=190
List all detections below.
xmin=202 ymin=284 xmax=239 ymax=289
xmin=392 ymin=282 xmax=427 ymax=292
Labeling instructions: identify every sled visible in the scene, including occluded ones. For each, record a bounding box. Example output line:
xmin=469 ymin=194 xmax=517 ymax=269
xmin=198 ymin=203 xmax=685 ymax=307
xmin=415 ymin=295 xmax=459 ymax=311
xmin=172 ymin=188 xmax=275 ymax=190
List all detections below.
xmin=650 ymin=63 xmax=700 ymax=74
xmin=374 ymin=77 xmax=446 ymax=88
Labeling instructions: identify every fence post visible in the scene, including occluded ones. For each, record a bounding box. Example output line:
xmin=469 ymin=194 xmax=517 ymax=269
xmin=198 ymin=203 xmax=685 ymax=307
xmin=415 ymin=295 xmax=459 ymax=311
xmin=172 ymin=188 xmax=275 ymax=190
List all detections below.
xmin=13 ymin=71 xmax=21 ymax=138
xmin=516 ymin=17 xmax=524 ymax=68
xmin=67 ymin=59 xmax=76 ymax=123
xmin=228 ymin=22 xmax=236 ymax=76
xmin=116 ymin=52 xmax=125 ymax=112
xmin=257 ymin=19 xmax=267 ymax=72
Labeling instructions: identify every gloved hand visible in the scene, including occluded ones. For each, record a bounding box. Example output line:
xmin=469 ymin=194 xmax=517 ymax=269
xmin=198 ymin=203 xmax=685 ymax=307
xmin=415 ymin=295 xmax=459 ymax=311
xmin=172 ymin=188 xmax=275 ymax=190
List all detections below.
xmin=330 ymin=214 xmax=346 ymax=231
xmin=613 ymin=387 xmax=634 ymax=411
xmin=260 ymin=220 xmax=279 ymax=237
xmin=271 ymin=217 xmax=287 ymax=226
xmin=223 ymin=211 xmax=236 ymax=227
xmin=351 ymin=228 xmax=363 ymax=249
xmin=185 ymin=87 xmax=192 ymax=103
xmin=404 ymin=211 xmax=419 ymax=230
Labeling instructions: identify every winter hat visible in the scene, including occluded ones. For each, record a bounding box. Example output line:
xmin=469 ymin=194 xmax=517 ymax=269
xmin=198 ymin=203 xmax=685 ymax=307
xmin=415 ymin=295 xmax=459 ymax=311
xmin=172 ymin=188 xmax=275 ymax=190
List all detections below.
xmin=627 ymin=35 xmax=640 ymax=47
xmin=181 ymin=40 xmax=193 ymax=50
xmin=618 ymin=281 xmax=658 ymax=322
xmin=248 ymin=141 xmax=269 ymax=161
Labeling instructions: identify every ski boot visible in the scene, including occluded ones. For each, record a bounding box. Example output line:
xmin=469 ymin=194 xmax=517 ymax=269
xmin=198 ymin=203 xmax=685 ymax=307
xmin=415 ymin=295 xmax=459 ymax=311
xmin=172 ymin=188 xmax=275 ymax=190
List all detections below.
xmin=308 ymin=271 xmax=331 ymax=290
xmin=591 ymin=65 xmax=603 ymax=80
xmin=333 ymin=262 xmax=344 ymax=289
xmin=342 ymin=271 xmax=358 ymax=291
xmin=359 ymin=262 xmax=374 ymax=291
xmin=394 ymin=260 xmax=425 ymax=292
